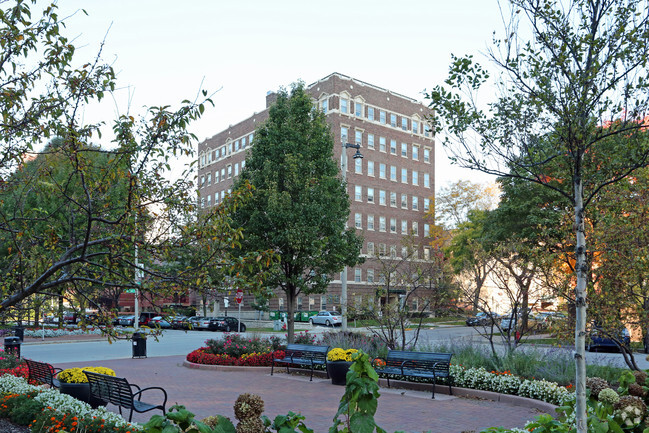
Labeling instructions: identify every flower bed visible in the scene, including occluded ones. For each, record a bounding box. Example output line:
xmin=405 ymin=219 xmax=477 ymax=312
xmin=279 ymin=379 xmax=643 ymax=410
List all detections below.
xmin=187 ymin=347 xmax=284 ymax=367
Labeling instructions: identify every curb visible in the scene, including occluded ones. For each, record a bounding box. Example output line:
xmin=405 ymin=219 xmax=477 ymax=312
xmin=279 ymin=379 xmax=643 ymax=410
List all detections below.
xmin=182 ymin=360 xmax=557 ymax=414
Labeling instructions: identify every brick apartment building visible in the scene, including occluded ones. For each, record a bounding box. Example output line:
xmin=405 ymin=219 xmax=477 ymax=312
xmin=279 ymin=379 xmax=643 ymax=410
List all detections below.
xmin=196 ymin=73 xmax=436 ymax=315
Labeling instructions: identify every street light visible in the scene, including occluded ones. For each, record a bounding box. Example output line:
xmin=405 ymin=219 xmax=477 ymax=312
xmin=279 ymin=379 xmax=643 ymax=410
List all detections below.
xmin=340 ymin=140 xmax=363 ymax=332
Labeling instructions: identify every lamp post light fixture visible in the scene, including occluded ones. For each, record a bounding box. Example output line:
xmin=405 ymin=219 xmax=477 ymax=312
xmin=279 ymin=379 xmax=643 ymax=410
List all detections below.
xmin=340 ymin=140 xmax=363 ymax=332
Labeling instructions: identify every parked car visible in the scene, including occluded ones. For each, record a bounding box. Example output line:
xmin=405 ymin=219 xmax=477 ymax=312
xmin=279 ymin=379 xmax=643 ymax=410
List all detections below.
xmin=63 ymin=312 xmax=78 ymax=324
xmin=148 ymin=316 xmax=172 ymax=329
xmin=309 ymin=311 xmax=342 ymax=327
xmin=465 ymin=312 xmax=498 ymax=327
xmin=118 ymin=315 xmax=136 ymax=327
xmin=185 ymin=316 xmax=206 ymax=330
xmin=500 ymin=316 xmax=518 ymax=332
xmin=170 ymin=316 xmax=188 ymax=329
xmin=197 ymin=317 xmax=215 ymax=330
xmin=138 ymin=312 xmax=159 ymax=327
xmin=208 ymin=316 xmax=246 ymax=332
xmin=587 ymin=324 xmax=630 ymax=352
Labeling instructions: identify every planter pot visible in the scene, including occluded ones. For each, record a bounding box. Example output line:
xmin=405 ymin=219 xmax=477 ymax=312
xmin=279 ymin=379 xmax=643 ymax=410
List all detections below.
xmin=327 ymin=361 xmax=352 ymax=386
xmin=59 ymin=382 xmax=107 ymax=408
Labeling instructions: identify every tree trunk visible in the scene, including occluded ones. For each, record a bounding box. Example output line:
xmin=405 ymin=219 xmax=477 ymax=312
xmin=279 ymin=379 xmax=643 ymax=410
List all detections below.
xmin=574 ymin=179 xmax=588 ymax=433
xmin=286 ymin=287 xmax=296 ymax=344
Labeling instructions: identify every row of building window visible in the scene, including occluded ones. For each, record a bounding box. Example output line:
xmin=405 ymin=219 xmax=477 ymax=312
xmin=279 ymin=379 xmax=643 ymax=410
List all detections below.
xmin=354 ymin=214 xmax=430 ymax=236
xmin=322 ymin=96 xmax=431 ymax=138
xmin=285 ymin=293 xmax=423 ymax=312
xmin=198 ymin=133 xmax=255 ymax=168
xmin=200 ymin=188 xmax=232 ymax=208
xmin=353 ymin=187 xmax=430 ymax=211
xmin=341 ymin=127 xmax=431 ymax=161
xmin=351 ymin=160 xmax=431 ymax=187
xmin=199 ymin=160 xmax=246 ymax=188
xmin=364 ymin=242 xmax=433 ymax=261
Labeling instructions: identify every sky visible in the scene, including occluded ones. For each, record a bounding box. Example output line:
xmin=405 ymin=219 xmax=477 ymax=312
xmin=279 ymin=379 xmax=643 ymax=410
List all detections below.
xmin=49 ymin=0 xmax=503 ymax=191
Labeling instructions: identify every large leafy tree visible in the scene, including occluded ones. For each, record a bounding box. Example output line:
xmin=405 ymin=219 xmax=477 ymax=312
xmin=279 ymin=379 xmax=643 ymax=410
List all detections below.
xmin=427 ymin=1 xmax=649 ymax=428
xmin=0 ymin=1 xmax=265 ymax=326
xmin=231 ymin=83 xmax=363 ymax=343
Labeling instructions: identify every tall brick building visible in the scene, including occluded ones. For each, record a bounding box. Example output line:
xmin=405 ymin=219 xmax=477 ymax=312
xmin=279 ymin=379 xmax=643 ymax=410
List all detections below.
xmin=197 ymin=73 xmax=435 ymax=314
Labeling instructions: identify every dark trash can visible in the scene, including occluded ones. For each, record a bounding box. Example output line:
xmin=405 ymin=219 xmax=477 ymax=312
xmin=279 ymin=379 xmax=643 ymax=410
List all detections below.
xmin=12 ymin=326 xmax=24 ymax=341
xmin=132 ymin=332 xmax=147 ymax=358
xmin=4 ymin=336 xmax=21 ymax=358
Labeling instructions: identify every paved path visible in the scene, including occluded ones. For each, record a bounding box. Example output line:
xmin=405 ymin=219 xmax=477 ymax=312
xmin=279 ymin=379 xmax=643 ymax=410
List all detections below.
xmin=55 ymin=355 xmax=544 ymax=433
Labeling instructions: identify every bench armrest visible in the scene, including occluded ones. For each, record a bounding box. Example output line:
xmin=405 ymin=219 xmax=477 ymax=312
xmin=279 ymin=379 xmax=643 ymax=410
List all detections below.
xmin=133 ymin=386 xmax=168 ymax=407
xmin=128 ymin=383 xmax=142 ymax=392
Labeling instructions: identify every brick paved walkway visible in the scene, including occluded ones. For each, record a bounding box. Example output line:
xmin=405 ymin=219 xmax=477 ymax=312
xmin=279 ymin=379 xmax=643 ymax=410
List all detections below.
xmin=56 ymin=355 xmax=544 ymax=433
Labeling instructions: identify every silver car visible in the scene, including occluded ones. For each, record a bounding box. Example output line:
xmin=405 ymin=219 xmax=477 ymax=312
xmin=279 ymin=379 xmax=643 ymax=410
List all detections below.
xmin=309 ymin=311 xmax=342 ymax=327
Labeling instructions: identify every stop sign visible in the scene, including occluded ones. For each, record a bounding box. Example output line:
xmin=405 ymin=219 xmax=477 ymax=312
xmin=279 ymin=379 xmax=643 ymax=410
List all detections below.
xmin=235 ymin=289 xmax=243 ymax=304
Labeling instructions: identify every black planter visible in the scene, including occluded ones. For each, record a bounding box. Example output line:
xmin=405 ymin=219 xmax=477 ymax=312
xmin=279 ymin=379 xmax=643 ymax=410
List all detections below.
xmin=59 ymin=382 xmax=107 ymax=408
xmin=327 ymin=361 xmax=352 ymax=385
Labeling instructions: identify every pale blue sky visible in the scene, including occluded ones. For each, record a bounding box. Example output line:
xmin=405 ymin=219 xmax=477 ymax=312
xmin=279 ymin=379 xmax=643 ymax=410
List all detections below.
xmin=52 ymin=0 xmax=502 ymax=189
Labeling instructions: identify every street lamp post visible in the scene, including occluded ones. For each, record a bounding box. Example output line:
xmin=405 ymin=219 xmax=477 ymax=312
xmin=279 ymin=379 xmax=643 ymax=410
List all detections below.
xmin=340 ymin=140 xmax=363 ymax=332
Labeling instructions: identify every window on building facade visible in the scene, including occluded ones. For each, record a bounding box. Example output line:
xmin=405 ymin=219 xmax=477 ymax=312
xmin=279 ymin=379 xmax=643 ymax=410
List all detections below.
xmin=221 ymin=168 xmax=225 ymax=180
xmin=390 ymin=113 xmax=397 ymax=127
xmin=227 ymin=165 xmax=232 ymax=178
xmin=341 ymin=126 xmax=349 ymax=142
xmin=412 ymin=222 xmax=419 ymax=236
xmin=368 ymin=107 xmax=374 ymax=121
xmin=355 ymin=213 xmax=362 ymax=229
xmin=207 ymin=195 xmax=211 ymax=206
xmin=354 ymin=268 xmax=362 ymax=282
xmin=341 ymin=98 xmax=348 ymax=114
xmin=390 ymin=165 xmax=397 ymax=181
xmin=379 ymin=137 xmax=386 ymax=152
xmin=367 ymin=268 xmax=374 ymax=283
xmin=379 ymin=163 xmax=386 ymax=179
xmin=412 ymin=170 xmax=418 ymax=185
xmin=424 ymin=223 xmax=430 ymax=237
xmin=221 ymin=190 xmax=225 ymax=201
xmin=228 ymin=142 xmax=232 ymax=154
xmin=367 ymin=134 xmax=374 ymax=149
xmin=367 ymin=242 xmax=374 ymax=255
xmin=379 ymin=189 xmax=386 ymax=205
xmin=401 ymin=194 xmax=408 ymax=208
xmin=379 ymin=216 xmax=386 ymax=232
xmin=380 ymin=110 xmax=386 ymax=124
xmin=390 ymin=218 xmax=396 ymax=233
xmin=235 ymin=140 xmax=240 ymax=152
xmin=241 ymin=160 xmax=245 ymax=170
xmin=355 ymin=185 xmax=362 ymax=201
xmin=200 ymin=175 xmax=205 ymax=188
xmin=412 ymin=196 xmax=419 ymax=211
xmin=249 ymin=133 xmax=254 ymax=144
xmin=367 ymin=215 xmax=374 ymax=230
xmin=401 ymin=220 xmax=408 ymax=234
xmin=401 ymin=142 xmax=407 ymax=157
xmin=355 ymin=102 xmax=362 ymax=117
xmin=200 ymin=197 xmax=205 ymax=208
xmin=234 ymin=163 xmax=239 ymax=177
xmin=390 ymin=139 xmax=397 ymax=155
xmin=321 ymin=99 xmax=328 ymax=113
xmin=390 ymin=245 xmax=397 ymax=258
xmin=424 ymin=198 xmax=430 ymax=211
xmin=355 ymin=157 xmax=362 ymax=174
xmin=424 ymin=147 xmax=431 ymax=163
xmin=401 ymin=168 xmax=408 ymax=183
xmin=390 ymin=191 xmax=397 ymax=207
xmin=215 ymin=171 xmax=220 ymax=183
xmin=200 ymin=154 xmax=205 ymax=167
xmin=367 ymin=187 xmax=374 ymax=203
xmin=379 ymin=243 xmax=387 ymax=256
xmin=424 ymin=248 xmax=431 ymax=260
xmin=214 ymin=192 xmax=219 ymax=204
xmin=355 ymin=130 xmax=362 ymax=145
xmin=368 ymin=161 xmax=374 ymax=176
xmin=424 ymin=173 xmax=430 ymax=188
xmin=242 ymin=137 xmax=246 ymax=148
xmin=207 ymin=151 xmax=212 ymax=164
xmin=401 ymin=117 xmax=408 ymax=130
xmin=412 ymin=120 xmax=419 ymax=134
xmin=402 ymin=246 xmax=408 ymax=258
xmin=207 ymin=173 xmax=212 ymax=186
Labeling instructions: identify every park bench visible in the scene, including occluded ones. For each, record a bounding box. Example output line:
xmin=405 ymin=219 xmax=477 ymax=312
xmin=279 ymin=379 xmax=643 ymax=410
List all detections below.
xmin=25 ymin=359 xmax=61 ymax=388
xmin=271 ymin=344 xmax=329 ymax=381
xmin=373 ymin=350 xmax=453 ymax=398
xmin=84 ymin=370 xmax=167 ymax=422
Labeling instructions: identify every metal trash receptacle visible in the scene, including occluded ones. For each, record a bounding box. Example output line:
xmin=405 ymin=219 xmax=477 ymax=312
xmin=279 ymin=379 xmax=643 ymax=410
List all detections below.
xmin=132 ymin=332 xmax=147 ymax=358
xmin=273 ymin=320 xmax=282 ymax=331
xmin=4 ymin=336 xmax=21 ymax=358
xmin=13 ymin=326 xmax=24 ymax=341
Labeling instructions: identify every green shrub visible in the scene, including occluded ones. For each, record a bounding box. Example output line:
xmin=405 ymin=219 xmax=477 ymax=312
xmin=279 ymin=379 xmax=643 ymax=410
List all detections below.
xmin=318 ymin=331 xmax=387 ymax=359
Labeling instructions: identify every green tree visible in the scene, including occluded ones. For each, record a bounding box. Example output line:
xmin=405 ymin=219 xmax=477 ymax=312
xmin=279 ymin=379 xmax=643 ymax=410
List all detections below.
xmin=231 ymin=83 xmax=363 ymax=343
xmin=427 ymin=1 xmax=649 ymax=428
xmin=435 ymin=180 xmax=498 ymax=229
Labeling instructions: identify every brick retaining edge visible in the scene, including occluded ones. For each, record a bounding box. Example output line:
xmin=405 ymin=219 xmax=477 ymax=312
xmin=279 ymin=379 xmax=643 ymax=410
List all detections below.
xmin=182 ymin=360 xmax=558 ymax=415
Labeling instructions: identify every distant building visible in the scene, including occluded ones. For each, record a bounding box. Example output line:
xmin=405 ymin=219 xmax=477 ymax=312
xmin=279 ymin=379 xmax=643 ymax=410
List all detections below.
xmin=197 ymin=73 xmax=436 ymax=315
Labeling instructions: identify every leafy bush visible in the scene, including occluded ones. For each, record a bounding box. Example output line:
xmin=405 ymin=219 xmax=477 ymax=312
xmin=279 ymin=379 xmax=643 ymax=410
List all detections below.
xmin=293 ymin=330 xmax=316 ymax=344
xmin=0 ymin=349 xmax=22 ymax=370
xmin=186 ymin=348 xmax=283 ymax=367
xmin=318 ymin=331 xmax=387 ymax=359
xmin=205 ymin=334 xmax=280 ymax=358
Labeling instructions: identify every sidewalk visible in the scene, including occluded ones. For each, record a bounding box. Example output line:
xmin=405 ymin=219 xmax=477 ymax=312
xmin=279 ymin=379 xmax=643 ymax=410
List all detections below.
xmin=55 ymin=355 xmax=545 ymax=433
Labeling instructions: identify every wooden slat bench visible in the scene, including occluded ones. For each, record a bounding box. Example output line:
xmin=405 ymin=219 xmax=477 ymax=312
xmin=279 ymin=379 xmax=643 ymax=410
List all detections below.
xmin=84 ymin=370 xmax=167 ymax=422
xmin=25 ymin=359 xmax=61 ymax=388
xmin=373 ymin=350 xmax=453 ymax=398
xmin=271 ymin=344 xmax=329 ymax=381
